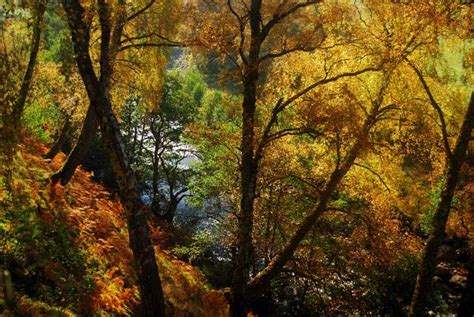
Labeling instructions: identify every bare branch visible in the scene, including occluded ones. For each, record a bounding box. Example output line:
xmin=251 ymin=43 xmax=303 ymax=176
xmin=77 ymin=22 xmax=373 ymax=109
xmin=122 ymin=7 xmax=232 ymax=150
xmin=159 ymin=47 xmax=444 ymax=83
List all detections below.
xmin=228 ymin=0 xmax=248 ymax=64
xmin=175 ymin=187 xmax=188 ymax=197
xmin=127 ymin=0 xmax=156 ymax=22
xmin=281 ymin=67 xmax=380 ymax=111
xmin=287 ymin=174 xmax=323 ymax=194
xmin=121 ymin=32 xmax=156 ymax=44
xmin=260 ymin=44 xmax=317 ymax=62
xmin=119 ymin=42 xmax=182 ymax=51
xmin=253 ymin=98 xmax=283 ymax=166
xmin=121 ymin=32 xmax=183 ymax=46
xmin=223 ymin=143 xmax=242 ymax=168
xmin=228 ymin=0 xmax=243 ymax=25
xmin=335 ymin=133 xmax=341 ymax=169
xmin=253 ymin=67 xmax=379 ymax=168
xmin=266 ymin=127 xmax=321 ymax=144
xmin=353 ymin=162 xmax=390 ymax=192
xmin=375 ymin=103 xmax=399 ymax=122
xmin=260 ymin=0 xmax=320 ymax=41
xmin=326 ymin=207 xmax=376 ymax=243
xmin=177 ymin=193 xmax=192 ymax=204
xmin=404 ymin=57 xmax=452 ymax=159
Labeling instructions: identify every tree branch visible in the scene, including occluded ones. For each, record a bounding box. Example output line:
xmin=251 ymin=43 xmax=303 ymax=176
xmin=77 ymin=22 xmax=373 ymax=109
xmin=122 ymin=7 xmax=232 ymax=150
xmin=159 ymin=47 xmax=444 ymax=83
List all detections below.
xmin=119 ymin=42 xmax=183 ymax=51
xmin=281 ymin=67 xmax=380 ymax=111
xmin=228 ymin=0 xmax=248 ymax=65
xmin=259 ymin=45 xmax=318 ymax=62
xmin=404 ymin=57 xmax=452 ymax=159
xmin=127 ymin=0 xmax=156 ymax=22
xmin=97 ymin=0 xmax=112 ymax=84
xmin=253 ymin=67 xmax=379 ymax=167
xmin=287 ymin=174 xmax=323 ymax=194
xmin=260 ymin=0 xmax=320 ymax=41
xmin=266 ymin=127 xmax=321 ymax=144
xmin=353 ymin=162 xmax=390 ymax=192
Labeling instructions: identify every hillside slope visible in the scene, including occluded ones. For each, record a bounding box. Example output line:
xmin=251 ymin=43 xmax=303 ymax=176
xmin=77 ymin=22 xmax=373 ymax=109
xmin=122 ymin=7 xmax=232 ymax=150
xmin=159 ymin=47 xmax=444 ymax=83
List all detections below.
xmin=0 ymin=138 xmax=227 ymax=316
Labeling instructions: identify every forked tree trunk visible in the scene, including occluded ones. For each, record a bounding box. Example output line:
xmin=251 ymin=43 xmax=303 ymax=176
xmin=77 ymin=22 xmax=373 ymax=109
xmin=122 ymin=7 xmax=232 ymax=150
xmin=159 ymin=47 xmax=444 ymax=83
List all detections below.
xmin=51 ymin=105 xmax=98 ymax=185
xmin=60 ymin=0 xmax=166 ymax=315
xmin=409 ymin=92 xmax=474 ymax=317
xmin=238 ymin=72 xmax=389 ymax=316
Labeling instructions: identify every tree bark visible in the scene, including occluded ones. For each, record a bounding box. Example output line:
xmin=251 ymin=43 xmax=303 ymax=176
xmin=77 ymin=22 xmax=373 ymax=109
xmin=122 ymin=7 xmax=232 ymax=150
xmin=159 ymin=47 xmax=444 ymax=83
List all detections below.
xmin=408 ymin=92 xmax=474 ymax=317
xmin=457 ymin=256 xmax=474 ymax=317
xmin=51 ymin=105 xmax=98 ymax=185
xmin=229 ymin=1 xmax=262 ymax=316
xmin=150 ymin=120 xmax=165 ymax=218
xmin=60 ymin=1 xmax=166 ymax=315
xmin=151 ymin=193 xmax=161 ymax=217
xmin=162 ymin=194 xmax=178 ymax=224
xmin=52 ymin=0 xmax=127 ymax=186
xmin=12 ymin=0 xmax=47 ymax=128
xmin=44 ymin=117 xmax=73 ymax=160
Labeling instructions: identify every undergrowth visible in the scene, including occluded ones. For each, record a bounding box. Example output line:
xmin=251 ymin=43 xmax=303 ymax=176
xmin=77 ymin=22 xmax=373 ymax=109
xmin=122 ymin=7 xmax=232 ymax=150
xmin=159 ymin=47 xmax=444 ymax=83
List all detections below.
xmin=0 ymin=138 xmax=227 ymax=316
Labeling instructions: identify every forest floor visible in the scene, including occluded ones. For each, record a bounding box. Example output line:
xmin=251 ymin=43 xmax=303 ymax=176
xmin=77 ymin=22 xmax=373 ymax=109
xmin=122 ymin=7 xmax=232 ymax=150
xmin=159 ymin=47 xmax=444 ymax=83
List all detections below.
xmin=0 ymin=138 xmax=228 ymax=316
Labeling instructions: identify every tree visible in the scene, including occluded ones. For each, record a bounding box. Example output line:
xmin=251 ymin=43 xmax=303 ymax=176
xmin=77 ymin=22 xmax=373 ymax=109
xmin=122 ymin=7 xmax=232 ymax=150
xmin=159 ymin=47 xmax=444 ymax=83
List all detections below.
xmin=407 ymin=66 xmax=474 ymax=316
xmin=189 ymin=0 xmax=474 ymax=314
xmin=120 ymin=69 xmax=204 ymax=223
xmin=191 ymin=1 xmax=384 ymax=314
xmin=52 ymin=0 xmax=181 ymax=185
xmin=11 ymin=0 xmax=47 ymax=129
xmin=59 ymin=0 xmax=172 ymax=314
xmin=4 ymin=0 xmax=472 ymax=314
xmin=0 ymin=0 xmax=47 ymax=188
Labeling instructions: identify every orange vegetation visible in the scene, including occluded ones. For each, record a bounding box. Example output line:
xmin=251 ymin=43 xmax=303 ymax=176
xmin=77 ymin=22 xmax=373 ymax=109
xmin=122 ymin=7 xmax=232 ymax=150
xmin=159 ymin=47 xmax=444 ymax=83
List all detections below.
xmin=0 ymin=138 xmax=227 ymax=316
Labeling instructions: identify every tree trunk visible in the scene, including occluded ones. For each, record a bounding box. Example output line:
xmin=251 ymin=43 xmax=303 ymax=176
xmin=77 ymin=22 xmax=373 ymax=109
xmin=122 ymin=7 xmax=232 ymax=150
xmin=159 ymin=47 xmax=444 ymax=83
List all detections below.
xmin=408 ymin=92 xmax=474 ymax=317
xmin=151 ymin=147 xmax=161 ymax=217
xmin=60 ymin=1 xmax=166 ymax=315
xmin=162 ymin=194 xmax=178 ymax=224
xmin=229 ymin=2 xmax=262 ymax=315
xmin=1 ymin=0 xmax=46 ymax=191
xmin=457 ymin=257 xmax=474 ymax=317
xmin=151 ymin=195 xmax=161 ymax=217
xmin=230 ymin=87 xmax=258 ymax=316
xmin=12 ymin=0 xmax=47 ymax=128
xmin=51 ymin=105 xmax=98 ymax=185
xmin=44 ymin=117 xmax=73 ymax=160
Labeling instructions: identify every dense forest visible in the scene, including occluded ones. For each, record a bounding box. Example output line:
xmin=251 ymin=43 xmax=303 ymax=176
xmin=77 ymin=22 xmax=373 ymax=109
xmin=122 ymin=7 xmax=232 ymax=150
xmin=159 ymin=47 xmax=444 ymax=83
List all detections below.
xmin=0 ymin=0 xmax=473 ymax=316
